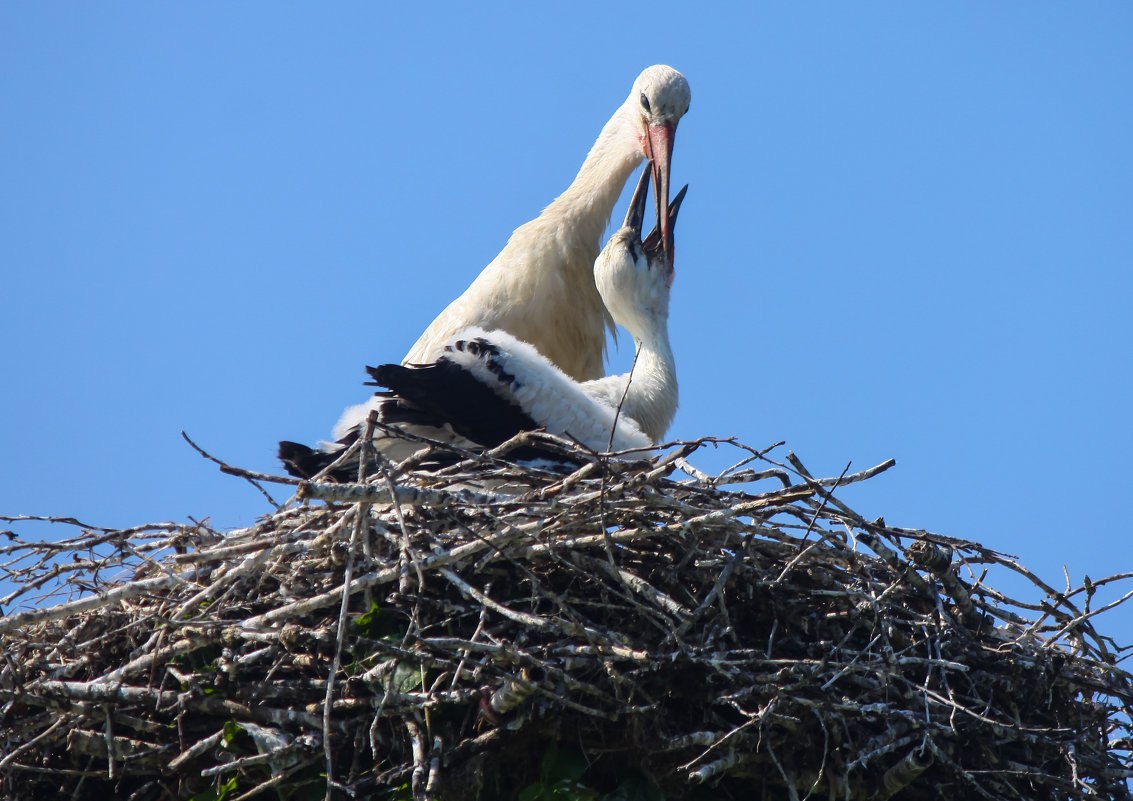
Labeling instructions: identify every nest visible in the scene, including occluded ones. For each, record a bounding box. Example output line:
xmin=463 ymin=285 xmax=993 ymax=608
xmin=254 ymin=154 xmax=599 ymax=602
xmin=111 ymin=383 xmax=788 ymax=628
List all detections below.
xmin=1 ymin=432 xmax=1131 ymax=801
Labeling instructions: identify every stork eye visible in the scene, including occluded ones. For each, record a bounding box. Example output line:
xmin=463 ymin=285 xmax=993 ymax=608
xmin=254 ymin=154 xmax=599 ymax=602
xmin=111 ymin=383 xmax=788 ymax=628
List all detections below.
xmin=639 ymin=93 xmax=651 ymax=113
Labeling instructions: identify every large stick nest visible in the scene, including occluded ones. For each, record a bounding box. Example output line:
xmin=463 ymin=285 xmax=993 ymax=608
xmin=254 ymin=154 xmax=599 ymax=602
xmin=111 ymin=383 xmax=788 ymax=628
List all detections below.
xmin=1 ymin=433 xmax=1131 ymax=801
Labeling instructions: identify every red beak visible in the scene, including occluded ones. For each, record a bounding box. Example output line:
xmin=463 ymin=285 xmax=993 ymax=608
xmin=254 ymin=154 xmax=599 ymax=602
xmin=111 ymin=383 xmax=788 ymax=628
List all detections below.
xmin=644 ymin=121 xmax=676 ymax=265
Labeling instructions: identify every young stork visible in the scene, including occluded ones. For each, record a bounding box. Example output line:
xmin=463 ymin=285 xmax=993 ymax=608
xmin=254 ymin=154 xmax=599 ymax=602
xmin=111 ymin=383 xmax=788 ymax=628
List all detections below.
xmin=331 ymin=65 xmax=690 ymax=441
xmin=278 ymin=168 xmax=685 ymax=479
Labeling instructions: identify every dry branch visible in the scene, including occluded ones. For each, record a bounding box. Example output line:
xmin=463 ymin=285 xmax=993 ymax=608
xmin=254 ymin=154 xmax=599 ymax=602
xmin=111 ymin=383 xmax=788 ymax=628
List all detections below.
xmin=1 ymin=435 xmax=1130 ymax=801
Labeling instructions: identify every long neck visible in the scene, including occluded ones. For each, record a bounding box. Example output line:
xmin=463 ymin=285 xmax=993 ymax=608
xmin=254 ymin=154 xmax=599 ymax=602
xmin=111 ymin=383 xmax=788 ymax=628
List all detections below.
xmin=540 ymin=103 xmax=643 ymax=248
xmin=619 ymin=322 xmax=677 ymax=443
xmin=478 ymin=101 xmax=642 ymax=382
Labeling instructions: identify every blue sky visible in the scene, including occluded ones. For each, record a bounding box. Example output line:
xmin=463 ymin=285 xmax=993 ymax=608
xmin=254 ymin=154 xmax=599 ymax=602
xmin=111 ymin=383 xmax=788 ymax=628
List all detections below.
xmin=2 ymin=6 xmax=1131 ymax=647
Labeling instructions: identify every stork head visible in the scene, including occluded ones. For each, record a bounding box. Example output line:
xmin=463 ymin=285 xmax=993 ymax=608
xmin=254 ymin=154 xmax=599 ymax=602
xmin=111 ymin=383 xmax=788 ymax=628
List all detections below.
xmin=595 ymin=166 xmax=688 ymax=341
xmin=629 ymin=65 xmax=690 ymax=266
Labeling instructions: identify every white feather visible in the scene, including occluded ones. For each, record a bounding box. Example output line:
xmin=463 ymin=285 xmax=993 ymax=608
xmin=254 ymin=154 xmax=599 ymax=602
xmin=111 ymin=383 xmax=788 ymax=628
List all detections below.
xmin=403 ymin=65 xmax=691 ymax=383
xmin=440 ymin=326 xmax=651 ymax=452
xmin=295 ymin=69 xmax=690 ymax=473
xmin=331 ymin=174 xmax=682 ymax=462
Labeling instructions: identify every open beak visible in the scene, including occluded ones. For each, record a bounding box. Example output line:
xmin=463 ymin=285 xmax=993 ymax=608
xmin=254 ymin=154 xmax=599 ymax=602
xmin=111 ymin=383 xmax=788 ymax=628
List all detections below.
xmin=624 ymin=164 xmax=651 ymax=237
xmin=643 ymin=183 xmax=687 ymax=260
xmin=643 ymin=121 xmax=676 ymax=263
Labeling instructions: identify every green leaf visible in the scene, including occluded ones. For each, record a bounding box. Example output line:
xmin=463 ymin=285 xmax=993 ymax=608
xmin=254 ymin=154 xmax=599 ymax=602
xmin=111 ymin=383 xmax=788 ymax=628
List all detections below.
xmin=549 ymin=780 xmax=598 ymax=801
xmin=519 ymin=743 xmax=602 ymax=801
xmin=600 ymin=774 xmax=665 ymax=801
xmin=188 ymin=776 xmax=239 ymax=801
xmin=216 ymin=776 xmax=240 ymax=801
xmin=386 ymin=658 xmax=423 ymax=694
xmin=353 ymin=601 xmax=382 ymax=637
xmin=281 ymin=777 xmax=333 ymax=801
xmin=222 ymin=720 xmax=243 ymax=746
xmin=384 ymin=782 xmax=414 ymax=801
xmin=541 ymin=743 xmax=590 ymax=785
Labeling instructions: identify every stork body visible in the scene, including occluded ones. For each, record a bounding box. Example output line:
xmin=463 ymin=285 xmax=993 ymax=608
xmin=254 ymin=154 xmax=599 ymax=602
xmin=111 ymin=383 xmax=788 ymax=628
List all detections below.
xmin=333 ymin=66 xmax=690 ymax=440
xmin=374 ymin=327 xmax=652 ymax=454
xmin=279 ymin=168 xmax=685 ymax=480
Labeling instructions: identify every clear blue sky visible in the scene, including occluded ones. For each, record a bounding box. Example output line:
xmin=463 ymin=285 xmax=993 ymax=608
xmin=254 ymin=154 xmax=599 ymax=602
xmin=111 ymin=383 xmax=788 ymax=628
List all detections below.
xmin=3 ymin=6 xmax=1131 ymax=646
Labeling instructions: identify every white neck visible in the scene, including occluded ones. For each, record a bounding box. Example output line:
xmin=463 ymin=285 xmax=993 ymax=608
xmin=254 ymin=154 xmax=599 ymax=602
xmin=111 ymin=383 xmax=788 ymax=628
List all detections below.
xmin=540 ymin=103 xmax=643 ymax=247
xmin=618 ymin=322 xmax=677 ymax=443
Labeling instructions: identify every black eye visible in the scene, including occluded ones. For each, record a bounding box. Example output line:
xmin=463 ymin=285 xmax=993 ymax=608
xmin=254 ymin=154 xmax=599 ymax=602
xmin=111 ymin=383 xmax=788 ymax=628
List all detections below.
xmin=639 ymin=92 xmax=651 ymax=113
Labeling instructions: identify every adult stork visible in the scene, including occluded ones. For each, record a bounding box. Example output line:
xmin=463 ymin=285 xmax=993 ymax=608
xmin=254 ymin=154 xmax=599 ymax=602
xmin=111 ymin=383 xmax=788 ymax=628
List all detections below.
xmin=331 ymin=65 xmax=690 ymax=440
xmin=279 ymin=167 xmax=686 ymax=479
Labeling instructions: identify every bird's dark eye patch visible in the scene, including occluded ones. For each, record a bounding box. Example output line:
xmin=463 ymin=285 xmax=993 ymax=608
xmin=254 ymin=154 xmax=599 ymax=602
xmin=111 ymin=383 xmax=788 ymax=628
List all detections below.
xmin=639 ymin=93 xmax=651 ymax=113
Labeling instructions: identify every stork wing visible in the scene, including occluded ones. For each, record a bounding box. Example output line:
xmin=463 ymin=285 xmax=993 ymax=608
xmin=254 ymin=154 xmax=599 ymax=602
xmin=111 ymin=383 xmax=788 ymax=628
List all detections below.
xmin=367 ymin=358 xmax=540 ymax=452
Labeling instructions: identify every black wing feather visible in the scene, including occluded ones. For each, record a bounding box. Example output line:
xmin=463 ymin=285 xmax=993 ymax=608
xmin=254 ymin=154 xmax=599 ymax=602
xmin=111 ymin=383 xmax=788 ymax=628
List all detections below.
xmin=277 ymin=440 xmax=355 ymax=481
xmin=367 ymin=359 xmax=539 ymax=449
xmin=278 ymin=341 xmax=577 ymax=480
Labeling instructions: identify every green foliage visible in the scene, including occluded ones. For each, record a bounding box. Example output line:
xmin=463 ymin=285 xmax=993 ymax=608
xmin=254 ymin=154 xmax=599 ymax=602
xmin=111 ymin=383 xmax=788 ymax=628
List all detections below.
xmin=384 ymin=660 xmax=424 ymax=694
xmin=222 ymin=719 xmax=243 ymax=747
xmin=518 ymin=743 xmax=595 ymax=801
xmin=381 ymin=783 xmax=414 ymax=801
xmin=277 ymin=776 xmax=332 ymax=801
xmin=601 ymin=774 xmax=665 ymax=801
xmin=352 ymin=601 xmax=385 ymax=638
xmin=353 ymin=601 xmax=410 ymax=639
xmin=351 ymin=601 xmax=423 ymax=692
xmin=540 ymin=744 xmax=589 ymax=786
xmin=518 ymin=776 xmax=598 ymax=801
xmin=516 ymin=743 xmax=667 ymax=801
xmin=171 ymin=643 xmax=224 ymax=674
xmin=187 ymin=775 xmax=238 ymax=801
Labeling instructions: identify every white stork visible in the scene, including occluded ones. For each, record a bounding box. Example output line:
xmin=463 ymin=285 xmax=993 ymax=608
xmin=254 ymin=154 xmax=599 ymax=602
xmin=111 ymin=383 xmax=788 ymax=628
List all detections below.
xmin=278 ymin=167 xmax=685 ymax=479
xmin=331 ymin=65 xmax=690 ymax=441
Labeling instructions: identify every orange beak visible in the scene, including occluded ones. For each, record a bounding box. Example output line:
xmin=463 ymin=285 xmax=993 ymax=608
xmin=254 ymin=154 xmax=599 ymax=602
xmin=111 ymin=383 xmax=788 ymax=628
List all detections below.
xmin=643 ymin=120 xmax=676 ymax=265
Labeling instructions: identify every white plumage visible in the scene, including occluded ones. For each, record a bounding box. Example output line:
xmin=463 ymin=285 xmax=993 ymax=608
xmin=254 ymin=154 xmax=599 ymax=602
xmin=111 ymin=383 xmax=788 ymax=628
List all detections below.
xmin=332 ymin=65 xmax=690 ymax=441
xmin=582 ymin=178 xmax=686 ymax=445
xmin=365 ymin=166 xmax=683 ymax=458
xmin=277 ymin=167 xmax=686 ymax=478
xmin=426 ymin=326 xmax=651 ymax=453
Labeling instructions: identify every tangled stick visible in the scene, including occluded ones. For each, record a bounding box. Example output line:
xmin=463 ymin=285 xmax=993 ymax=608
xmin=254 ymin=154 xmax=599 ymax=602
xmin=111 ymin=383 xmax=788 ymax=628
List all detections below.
xmin=1 ymin=436 xmax=1130 ymax=801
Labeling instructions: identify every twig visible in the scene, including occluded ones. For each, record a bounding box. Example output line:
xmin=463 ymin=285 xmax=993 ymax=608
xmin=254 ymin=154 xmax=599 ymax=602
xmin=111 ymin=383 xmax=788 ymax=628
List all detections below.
xmin=1 ymin=438 xmax=1130 ymax=800
xmin=181 ymin=430 xmax=289 ymax=507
